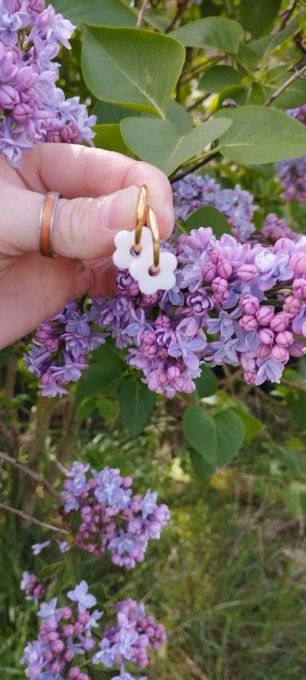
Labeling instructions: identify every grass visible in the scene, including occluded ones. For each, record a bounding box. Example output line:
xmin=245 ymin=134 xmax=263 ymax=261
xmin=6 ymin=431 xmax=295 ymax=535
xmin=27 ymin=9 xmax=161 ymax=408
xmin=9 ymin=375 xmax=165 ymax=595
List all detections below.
xmin=1 ymin=404 xmax=306 ymax=679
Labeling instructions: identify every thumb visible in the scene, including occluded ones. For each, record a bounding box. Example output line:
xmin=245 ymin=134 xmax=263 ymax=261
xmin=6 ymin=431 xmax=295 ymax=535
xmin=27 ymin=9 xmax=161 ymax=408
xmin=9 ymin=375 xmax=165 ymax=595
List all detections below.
xmin=1 ymin=184 xmax=139 ymax=260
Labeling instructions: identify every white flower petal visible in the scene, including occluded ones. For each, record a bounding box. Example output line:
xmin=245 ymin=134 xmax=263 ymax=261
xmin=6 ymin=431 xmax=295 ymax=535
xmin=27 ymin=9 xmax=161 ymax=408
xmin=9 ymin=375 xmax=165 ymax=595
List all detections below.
xmin=129 ymin=247 xmax=177 ymax=295
xmin=113 ymin=227 xmax=152 ymax=269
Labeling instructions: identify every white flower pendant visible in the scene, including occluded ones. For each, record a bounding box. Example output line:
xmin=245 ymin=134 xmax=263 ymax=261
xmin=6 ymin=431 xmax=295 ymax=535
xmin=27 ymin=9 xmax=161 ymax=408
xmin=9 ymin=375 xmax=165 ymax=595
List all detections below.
xmin=113 ymin=227 xmax=152 ymax=269
xmin=129 ymin=246 xmax=177 ymax=295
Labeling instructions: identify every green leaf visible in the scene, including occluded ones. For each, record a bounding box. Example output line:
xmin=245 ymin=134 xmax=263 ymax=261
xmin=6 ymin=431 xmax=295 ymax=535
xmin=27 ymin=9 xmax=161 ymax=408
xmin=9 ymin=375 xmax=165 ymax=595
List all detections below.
xmin=171 ymin=17 xmax=244 ymax=54
xmin=194 ymin=366 xmax=218 ymax=398
xmin=189 ymin=449 xmax=214 ymax=481
xmin=214 ymin=409 xmax=245 ymax=466
xmin=232 ymin=405 xmax=263 ymax=441
xmin=218 ymin=105 xmax=306 ymax=164
xmin=76 ymin=348 xmax=125 ymax=403
xmin=94 ymin=101 xmax=142 ymax=124
xmin=217 ymin=85 xmax=247 ymax=107
xmin=183 ymin=206 xmax=231 ymax=237
xmin=0 ymin=347 xmax=14 ymax=368
xmin=237 ymin=22 xmax=297 ymax=71
xmin=287 ymin=482 xmax=306 ymax=517
xmin=247 ymin=82 xmax=265 ymax=105
xmin=182 ymin=405 xmax=217 ymax=466
xmin=93 ymin=123 xmax=132 ymax=155
xmin=240 ymin=0 xmax=281 ymax=38
xmin=199 ymin=65 xmax=240 ymax=93
xmin=81 ymin=26 xmax=185 ymax=117
xmin=120 ymin=117 xmax=231 ymax=175
xmin=264 ymin=77 xmax=306 ymax=109
xmin=117 ymin=379 xmax=156 ymax=436
xmin=166 ymin=100 xmax=193 ymax=134
xmin=53 ymin=0 xmax=136 ymax=26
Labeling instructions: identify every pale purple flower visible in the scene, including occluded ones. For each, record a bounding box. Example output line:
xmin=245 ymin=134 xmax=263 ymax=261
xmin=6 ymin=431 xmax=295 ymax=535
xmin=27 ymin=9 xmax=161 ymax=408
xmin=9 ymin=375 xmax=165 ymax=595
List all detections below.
xmin=67 ymin=581 xmax=97 ymax=613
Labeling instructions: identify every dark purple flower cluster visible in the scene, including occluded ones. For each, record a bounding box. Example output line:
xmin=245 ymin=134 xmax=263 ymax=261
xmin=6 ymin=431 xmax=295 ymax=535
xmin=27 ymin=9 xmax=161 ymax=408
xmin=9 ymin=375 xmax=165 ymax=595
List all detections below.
xmin=21 ymin=571 xmax=45 ymax=603
xmin=61 ymin=463 xmax=170 ymax=569
xmin=25 ymin=301 xmax=105 ymax=397
xmin=173 ymin=172 xmax=256 ymax=241
xmin=93 ymin=599 xmax=166 ymax=679
xmin=0 ymin=0 xmax=96 ymax=165
xmin=259 ymin=212 xmax=300 ymax=244
xmin=276 ymin=107 xmax=306 ymax=203
xmin=20 ymin=580 xmax=101 ymax=679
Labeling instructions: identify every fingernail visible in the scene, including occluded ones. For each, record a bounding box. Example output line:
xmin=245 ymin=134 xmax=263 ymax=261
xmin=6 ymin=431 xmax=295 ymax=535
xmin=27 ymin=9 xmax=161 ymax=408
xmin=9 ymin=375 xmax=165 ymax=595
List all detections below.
xmin=102 ymin=186 xmax=139 ymax=231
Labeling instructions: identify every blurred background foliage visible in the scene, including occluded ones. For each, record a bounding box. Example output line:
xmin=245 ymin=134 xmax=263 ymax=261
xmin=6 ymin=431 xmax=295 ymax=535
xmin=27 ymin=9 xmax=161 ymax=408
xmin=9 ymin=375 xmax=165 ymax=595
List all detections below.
xmin=1 ymin=0 xmax=306 ymax=678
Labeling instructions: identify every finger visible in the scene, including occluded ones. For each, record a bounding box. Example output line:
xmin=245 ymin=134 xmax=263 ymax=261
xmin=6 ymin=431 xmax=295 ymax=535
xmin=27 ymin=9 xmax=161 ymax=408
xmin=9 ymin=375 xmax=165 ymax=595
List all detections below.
xmin=1 ymin=183 xmax=172 ymax=261
xmin=0 ymin=254 xmax=93 ymax=348
xmin=18 ymin=143 xmax=174 ymax=236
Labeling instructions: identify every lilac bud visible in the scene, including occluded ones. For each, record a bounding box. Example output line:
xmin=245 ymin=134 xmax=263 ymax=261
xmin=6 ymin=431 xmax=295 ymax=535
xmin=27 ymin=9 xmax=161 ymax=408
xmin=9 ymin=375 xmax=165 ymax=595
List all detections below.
xmin=0 ymin=84 xmax=20 ymax=109
xmin=256 ymin=306 xmax=274 ymax=326
xmin=290 ymin=342 xmax=305 ymax=357
xmin=13 ymin=103 xmax=32 ymax=122
xmin=239 ymin=314 xmax=258 ymax=331
xmin=211 ymin=277 xmax=228 ymax=300
xmin=293 ymin=278 xmax=306 ymax=299
xmin=217 ymin=258 xmax=232 ymax=279
xmin=257 ymin=343 xmax=271 ymax=359
xmin=202 ymin=262 xmax=216 ymax=283
xmin=237 ymin=264 xmax=257 ymax=282
xmin=276 ymin=330 xmax=293 ymax=347
xmin=258 ymin=328 xmax=274 ymax=345
xmin=291 ymin=252 xmax=306 ymax=275
xmin=240 ymin=294 xmax=260 ymax=315
xmin=270 ymin=312 xmax=289 ymax=332
xmin=271 ymin=345 xmax=290 ymax=363
xmin=283 ymin=295 xmax=301 ymax=317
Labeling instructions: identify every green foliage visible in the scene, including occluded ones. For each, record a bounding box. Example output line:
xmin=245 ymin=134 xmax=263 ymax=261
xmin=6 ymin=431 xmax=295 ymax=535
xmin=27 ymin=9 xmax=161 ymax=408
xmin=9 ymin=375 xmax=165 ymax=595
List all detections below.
xmin=182 ymin=404 xmax=245 ymax=471
xmin=198 ymin=64 xmax=240 ymax=92
xmin=93 ymin=123 xmax=132 ymax=155
xmin=53 ymin=0 xmax=136 ymax=26
xmin=81 ymin=26 xmax=185 ymax=116
xmin=117 ymin=379 xmax=156 ymax=436
xmin=218 ymin=106 xmax=306 ymax=164
xmin=120 ymin=116 xmax=231 ymax=175
xmin=183 ymin=205 xmax=232 ymax=237
xmin=240 ymin=0 xmax=281 ymax=38
xmin=171 ymin=17 xmax=244 ymax=53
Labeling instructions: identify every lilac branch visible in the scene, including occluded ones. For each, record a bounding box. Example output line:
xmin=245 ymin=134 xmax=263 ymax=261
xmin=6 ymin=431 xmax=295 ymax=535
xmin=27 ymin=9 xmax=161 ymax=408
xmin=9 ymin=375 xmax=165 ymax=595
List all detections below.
xmin=0 ymin=501 xmax=69 ymax=534
xmin=136 ymin=0 xmax=149 ymax=28
xmin=0 ymin=450 xmax=59 ymax=499
xmin=266 ymin=64 xmax=306 ymax=106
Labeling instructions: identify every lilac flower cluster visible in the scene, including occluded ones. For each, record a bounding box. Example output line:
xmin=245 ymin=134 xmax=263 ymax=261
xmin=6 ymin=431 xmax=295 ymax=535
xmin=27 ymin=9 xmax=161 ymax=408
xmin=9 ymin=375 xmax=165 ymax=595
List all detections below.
xmin=276 ymin=107 xmax=306 ymax=203
xmin=0 ymin=0 xmax=96 ymax=165
xmin=173 ymin=172 xmax=256 ymax=241
xmin=25 ymin=301 xmax=105 ymax=397
xmin=21 ymin=571 xmax=45 ymax=603
xmin=93 ymin=599 xmax=166 ymax=679
xmin=21 ymin=580 xmax=101 ymax=679
xmin=21 ymin=580 xmax=166 ymax=680
xmin=27 ymin=226 xmax=306 ymax=397
xmin=60 ymin=463 xmax=170 ymax=568
xmin=259 ymin=212 xmax=300 ymax=244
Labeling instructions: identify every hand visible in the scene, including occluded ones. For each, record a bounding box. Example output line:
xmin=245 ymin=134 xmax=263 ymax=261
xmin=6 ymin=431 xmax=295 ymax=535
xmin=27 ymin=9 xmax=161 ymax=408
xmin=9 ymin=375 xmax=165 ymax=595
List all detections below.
xmin=0 ymin=143 xmax=174 ymax=348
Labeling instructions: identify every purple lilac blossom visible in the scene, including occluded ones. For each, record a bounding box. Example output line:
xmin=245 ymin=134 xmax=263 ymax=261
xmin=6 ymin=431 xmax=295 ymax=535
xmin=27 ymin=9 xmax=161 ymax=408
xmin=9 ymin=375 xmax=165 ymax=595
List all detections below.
xmin=25 ymin=301 xmax=105 ymax=397
xmin=259 ymin=212 xmax=300 ymax=244
xmin=0 ymin=0 xmax=96 ymax=165
xmin=26 ymin=228 xmax=306 ymax=396
xmin=276 ymin=107 xmax=306 ymax=203
xmin=21 ymin=581 xmax=100 ymax=679
xmin=93 ymin=599 xmax=166 ymax=675
xmin=60 ymin=464 xmax=170 ymax=568
xmin=21 ymin=571 xmax=45 ymax=602
xmin=172 ymin=172 xmax=256 ymax=241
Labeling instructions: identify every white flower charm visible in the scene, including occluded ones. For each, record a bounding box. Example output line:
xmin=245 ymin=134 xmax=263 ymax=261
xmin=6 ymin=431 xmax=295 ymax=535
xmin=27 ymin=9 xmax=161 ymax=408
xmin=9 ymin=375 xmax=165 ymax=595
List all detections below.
xmin=129 ymin=246 xmax=177 ymax=295
xmin=113 ymin=227 xmax=152 ymax=269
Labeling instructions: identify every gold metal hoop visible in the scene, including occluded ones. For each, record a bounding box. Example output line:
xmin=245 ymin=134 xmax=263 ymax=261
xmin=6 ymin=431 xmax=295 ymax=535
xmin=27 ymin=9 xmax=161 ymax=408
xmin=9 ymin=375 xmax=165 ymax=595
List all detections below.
xmin=134 ymin=185 xmax=148 ymax=254
xmin=133 ymin=185 xmax=160 ymax=273
xmin=146 ymin=206 xmax=160 ymax=274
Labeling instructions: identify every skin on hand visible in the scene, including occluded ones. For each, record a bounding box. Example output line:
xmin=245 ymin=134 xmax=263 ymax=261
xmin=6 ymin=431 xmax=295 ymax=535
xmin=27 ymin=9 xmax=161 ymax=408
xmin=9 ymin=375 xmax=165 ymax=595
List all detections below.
xmin=0 ymin=143 xmax=174 ymax=349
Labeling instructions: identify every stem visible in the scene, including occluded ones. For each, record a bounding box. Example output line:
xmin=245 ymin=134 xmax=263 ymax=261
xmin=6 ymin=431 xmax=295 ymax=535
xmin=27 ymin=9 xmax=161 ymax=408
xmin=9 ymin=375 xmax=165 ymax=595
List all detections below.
xmin=265 ymin=64 xmax=306 ymax=106
xmin=278 ymin=0 xmax=299 ymax=31
xmin=0 ymin=451 xmax=59 ymax=499
xmin=136 ymin=0 xmax=149 ymax=28
xmin=170 ymin=150 xmax=220 ymax=184
xmin=165 ymin=0 xmax=189 ymax=33
xmin=0 ymin=501 xmax=69 ymax=534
